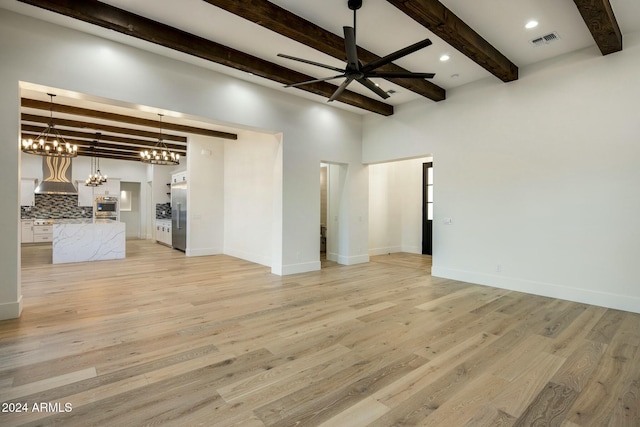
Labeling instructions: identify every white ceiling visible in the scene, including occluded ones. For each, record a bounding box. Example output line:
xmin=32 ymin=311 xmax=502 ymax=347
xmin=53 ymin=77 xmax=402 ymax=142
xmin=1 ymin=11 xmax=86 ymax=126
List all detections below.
xmin=2 ymin=0 xmax=640 ymax=114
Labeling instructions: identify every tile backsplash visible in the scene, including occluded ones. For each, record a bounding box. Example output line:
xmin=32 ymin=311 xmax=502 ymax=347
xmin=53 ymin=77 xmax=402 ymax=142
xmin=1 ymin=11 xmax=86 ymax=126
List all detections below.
xmin=156 ymin=203 xmax=171 ymax=219
xmin=21 ymin=194 xmax=93 ymax=219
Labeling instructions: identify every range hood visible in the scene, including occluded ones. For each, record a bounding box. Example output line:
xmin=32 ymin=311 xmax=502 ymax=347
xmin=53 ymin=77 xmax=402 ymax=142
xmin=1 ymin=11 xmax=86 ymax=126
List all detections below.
xmin=34 ymin=156 xmax=78 ymax=195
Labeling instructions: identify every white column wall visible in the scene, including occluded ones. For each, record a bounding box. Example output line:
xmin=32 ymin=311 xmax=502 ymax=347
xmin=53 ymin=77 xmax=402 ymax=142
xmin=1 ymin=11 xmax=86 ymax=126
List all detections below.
xmin=363 ymin=32 xmax=640 ymax=313
xmin=0 ymin=10 xmax=366 ymax=318
xmin=187 ymin=136 xmax=225 ymax=256
xmin=223 ymin=131 xmax=279 ymax=267
xmin=0 ymin=76 xmax=21 ymax=319
xmin=368 ymin=162 xmax=402 ymax=255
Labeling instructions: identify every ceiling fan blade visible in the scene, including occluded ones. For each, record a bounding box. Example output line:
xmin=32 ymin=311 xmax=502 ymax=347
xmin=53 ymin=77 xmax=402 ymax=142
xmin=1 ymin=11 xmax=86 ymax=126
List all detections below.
xmin=285 ymin=75 xmax=345 ymax=88
xmin=277 ymin=54 xmax=345 ymax=73
xmin=328 ymin=76 xmax=355 ymax=102
xmin=365 ymin=71 xmax=436 ymax=79
xmin=343 ymin=26 xmax=360 ymax=71
xmin=362 ymin=39 xmax=433 ymax=73
xmin=357 ymin=77 xmax=390 ymax=100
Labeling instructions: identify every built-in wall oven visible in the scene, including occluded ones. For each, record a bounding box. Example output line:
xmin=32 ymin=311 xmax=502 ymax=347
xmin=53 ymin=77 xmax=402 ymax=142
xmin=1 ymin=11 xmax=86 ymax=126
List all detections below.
xmin=94 ymin=196 xmax=118 ymax=221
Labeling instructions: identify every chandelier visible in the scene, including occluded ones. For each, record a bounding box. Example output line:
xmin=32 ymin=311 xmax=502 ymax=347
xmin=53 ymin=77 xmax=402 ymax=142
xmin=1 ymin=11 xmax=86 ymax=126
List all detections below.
xmin=21 ymin=93 xmax=78 ymax=157
xmin=85 ymin=134 xmax=108 ymax=187
xmin=140 ymin=114 xmax=180 ymax=165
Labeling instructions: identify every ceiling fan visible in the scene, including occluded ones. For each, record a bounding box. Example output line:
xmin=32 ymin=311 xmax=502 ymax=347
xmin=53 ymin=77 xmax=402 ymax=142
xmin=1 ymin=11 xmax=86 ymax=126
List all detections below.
xmin=278 ymin=0 xmax=435 ymax=102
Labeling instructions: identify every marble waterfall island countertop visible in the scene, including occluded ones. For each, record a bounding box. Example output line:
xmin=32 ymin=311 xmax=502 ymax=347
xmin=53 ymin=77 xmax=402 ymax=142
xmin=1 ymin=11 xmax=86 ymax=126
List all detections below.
xmin=52 ymin=222 xmax=125 ymax=264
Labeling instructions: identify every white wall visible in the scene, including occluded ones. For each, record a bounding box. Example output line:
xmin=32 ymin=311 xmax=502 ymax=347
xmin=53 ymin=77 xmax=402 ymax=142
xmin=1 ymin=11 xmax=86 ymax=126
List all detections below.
xmin=0 ymin=9 xmax=366 ymax=318
xmin=187 ymin=136 xmax=224 ymax=256
xmin=368 ymin=157 xmax=430 ymax=255
xmin=224 ymin=131 xmax=279 ymax=266
xmin=363 ymin=32 xmax=640 ymax=313
xmin=326 ymin=163 xmax=346 ymax=262
xmin=368 ymin=162 xmax=402 ymax=254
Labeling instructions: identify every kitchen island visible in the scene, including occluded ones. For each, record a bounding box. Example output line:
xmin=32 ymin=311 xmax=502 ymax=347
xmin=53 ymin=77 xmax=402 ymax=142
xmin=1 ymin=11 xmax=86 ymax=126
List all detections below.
xmin=52 ymin=219 xmax=125 ymax=264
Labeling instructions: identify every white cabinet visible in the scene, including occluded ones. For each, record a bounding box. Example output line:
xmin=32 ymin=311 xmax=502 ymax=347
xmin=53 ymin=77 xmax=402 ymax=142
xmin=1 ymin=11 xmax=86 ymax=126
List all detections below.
xmin=21 ymin=220 xmax=34 ymax=243
xmin=171 ymin=172 xmax=187 ymax=184
xmin=164 ymin=222 xmax=172 ymax=247
xmin=93 ymin=178 xmax=121 ymax=196
xmin=155 ymin=220 xmax=172 ymax=247
xmin=33 ymin=225 xmax=53 ymax=243
xmin=77 ymin=183 xmax=94 ymax=207
xmin=20 ymin=178 xmax=37 ymax=206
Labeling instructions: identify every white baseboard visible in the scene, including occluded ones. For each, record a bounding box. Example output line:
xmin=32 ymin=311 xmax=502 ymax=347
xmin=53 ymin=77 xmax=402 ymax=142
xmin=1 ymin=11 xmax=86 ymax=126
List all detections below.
xmin=327 ymin=252 xmax=369 ymax=265
xmin=337 ymin=254 xmax=369 ymax=265
xmin=369 ymin=246 xmax=402 ymax=256
xmin=186 ymin=247 xmax=223 ymax=257
xmin=225 ymin=248 xmax=270 ymax=267
xmin=432 ymin=266 xmax=640 ymax=314
xmin=279 ymin=261 xmax=321 ymax=276
xmin=400 ymin=245 xmax=422 ymax=254
xmin=0 ymin=296 xmax=22 ymax=320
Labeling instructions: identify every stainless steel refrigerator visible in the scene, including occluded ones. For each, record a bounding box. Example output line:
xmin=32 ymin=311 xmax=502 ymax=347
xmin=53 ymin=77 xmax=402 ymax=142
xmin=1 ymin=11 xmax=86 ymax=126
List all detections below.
xmin=171 ymin=182 xmax=187 ymax=251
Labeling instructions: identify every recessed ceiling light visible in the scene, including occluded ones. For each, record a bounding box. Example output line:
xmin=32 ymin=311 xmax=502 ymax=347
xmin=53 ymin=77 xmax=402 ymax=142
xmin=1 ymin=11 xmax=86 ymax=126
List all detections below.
xmin=450 ymin=73 xmax=459 ymax=79
xmin=440 ymin=54 xmax=450 ymax=62
xmin=525 ymin=20 xmax=539 ymax=29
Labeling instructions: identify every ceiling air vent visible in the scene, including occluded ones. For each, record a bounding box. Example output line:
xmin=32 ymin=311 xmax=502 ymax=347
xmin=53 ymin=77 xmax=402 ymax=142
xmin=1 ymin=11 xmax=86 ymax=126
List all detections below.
xmin=530 ymin=32 xmax=560 ymax=47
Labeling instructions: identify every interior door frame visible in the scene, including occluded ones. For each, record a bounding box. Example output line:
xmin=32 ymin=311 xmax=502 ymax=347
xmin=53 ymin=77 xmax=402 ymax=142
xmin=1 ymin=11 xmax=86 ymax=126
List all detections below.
xmin=422 ymin=161 xmax=433 ymax=255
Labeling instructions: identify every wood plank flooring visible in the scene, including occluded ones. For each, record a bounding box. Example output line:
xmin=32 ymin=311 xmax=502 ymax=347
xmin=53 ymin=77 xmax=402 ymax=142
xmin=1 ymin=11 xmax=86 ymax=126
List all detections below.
xmin=0 ymin=240 xmax=638 ymax=426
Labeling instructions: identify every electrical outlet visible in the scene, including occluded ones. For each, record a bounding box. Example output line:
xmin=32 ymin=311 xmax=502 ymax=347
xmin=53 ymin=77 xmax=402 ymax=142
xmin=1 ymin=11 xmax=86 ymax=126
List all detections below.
xmin=496 ymin=264 xmax=501 ymax=273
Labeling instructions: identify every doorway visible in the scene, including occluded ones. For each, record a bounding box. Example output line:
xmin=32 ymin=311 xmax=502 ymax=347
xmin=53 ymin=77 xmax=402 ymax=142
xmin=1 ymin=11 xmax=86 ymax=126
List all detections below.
xmin=422 ymin=162 xmax=433 ymax=255
xmin=320 ymin=162 xmax=347 ymax=267
xmin=320 ymin=164 xmax=328 ymax=258
xmin=120 ymin=182 xmax=141 ymax=238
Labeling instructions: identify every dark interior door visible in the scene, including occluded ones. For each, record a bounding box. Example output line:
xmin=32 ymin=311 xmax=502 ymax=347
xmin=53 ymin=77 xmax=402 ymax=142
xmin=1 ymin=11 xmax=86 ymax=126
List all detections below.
xmin=422 ymin=162 xmax=433 ymax=255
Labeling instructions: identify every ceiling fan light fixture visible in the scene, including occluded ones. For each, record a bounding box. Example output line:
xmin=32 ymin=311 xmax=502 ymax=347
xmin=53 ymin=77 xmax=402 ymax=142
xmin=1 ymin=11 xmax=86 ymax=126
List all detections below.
xmin=277 ymin=0 xmax=435 ymax=102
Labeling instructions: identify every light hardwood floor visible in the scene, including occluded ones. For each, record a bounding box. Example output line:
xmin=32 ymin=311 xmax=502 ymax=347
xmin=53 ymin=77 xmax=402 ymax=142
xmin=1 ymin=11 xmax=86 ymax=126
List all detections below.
xmin=1 ymin=240 xmax=638 ymax=426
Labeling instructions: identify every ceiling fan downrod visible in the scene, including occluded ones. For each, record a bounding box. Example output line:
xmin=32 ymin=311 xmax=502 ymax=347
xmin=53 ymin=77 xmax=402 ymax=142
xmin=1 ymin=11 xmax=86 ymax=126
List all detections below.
xmin=348 ymin=0 xmax=362 ymax=35
xmin=347 ymin=0 xmax=362 ymax=11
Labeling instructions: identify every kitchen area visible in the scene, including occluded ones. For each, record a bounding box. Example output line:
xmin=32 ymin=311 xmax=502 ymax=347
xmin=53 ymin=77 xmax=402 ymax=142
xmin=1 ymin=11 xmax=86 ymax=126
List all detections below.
xmin=21 ymin=157 xmax=126 ymax=264
xmin=16 ymin=88 xmax=236 ymax=268
xmin=21 ymin=154 xmax=190 ymax=264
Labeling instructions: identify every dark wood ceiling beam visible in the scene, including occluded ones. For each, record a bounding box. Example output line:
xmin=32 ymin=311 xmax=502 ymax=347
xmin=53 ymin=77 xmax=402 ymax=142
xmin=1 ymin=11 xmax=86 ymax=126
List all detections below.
xmin=76 ymin=146 xmax=144 ymax=158
xmin=386 ymin=0 xmax=518 ymax=82
xmin=17 ymin=0 xmax=393 ymax=116
xmin=573 ymin=0 xmax=622 ymax=55
xmin=21 ymin=124 xmax=187 ymax=151
xmin=202 ymin=0 xmax=445 ymax=102
xmin=75 ymin=150 xmax=143 ymax=162
xmin=21 ymin=114 xmax=187 ymax=142
xmin=81 ymin=143 xmax=185 ymax=157
xmin=22 ymin=98 xmax=236 ymax=140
